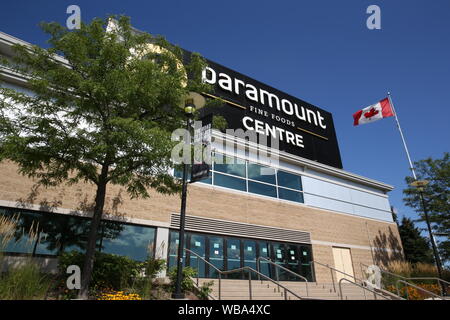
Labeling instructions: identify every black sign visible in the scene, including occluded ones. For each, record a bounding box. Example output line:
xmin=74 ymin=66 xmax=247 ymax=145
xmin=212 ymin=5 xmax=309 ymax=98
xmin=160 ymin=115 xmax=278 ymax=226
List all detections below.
xmin=183 ymin=52 xmax=343 ymax=169
xmin=190 ymin=114 xmax=212 ymax=183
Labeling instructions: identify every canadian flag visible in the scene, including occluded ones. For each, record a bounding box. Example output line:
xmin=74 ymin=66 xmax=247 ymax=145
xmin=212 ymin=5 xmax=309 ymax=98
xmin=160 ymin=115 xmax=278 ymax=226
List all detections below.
xmin=353 ymin=98 xmax=395 ymax=126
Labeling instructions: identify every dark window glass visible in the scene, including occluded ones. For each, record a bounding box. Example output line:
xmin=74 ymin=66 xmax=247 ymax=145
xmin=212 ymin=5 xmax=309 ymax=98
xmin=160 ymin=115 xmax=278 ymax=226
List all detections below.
xmin=278 ymin=188 xmax=304 ymax=203
xmin=272 ymin=242 xmax=289 ymax=281
xmin=167 ymin=231 xmax=187 ymax=272
xmin=258 ymin=241 xmax=271 ymax=279
xmin=214 ymin=153 xmax=246 ymax=178
xmin=99 ymin=223 xmax=156 ymax=262
xmin=226 ymin=238 xmax=242 ymax=279
xmin=286 ymin=244 xmax=301 ymax=281
xmin=208 ymin=236 xmax=224 ymax=278
xmin=300 ymin=245 xmax=313 ymax=281
xmin=61 ymin=216 xmax=91 ymax=254
xmin=247 ymin=163 xmax=276 ymax=184
xmin=198 ymin=177 xmax=212 ymax=184
xmin=277 ymin=171 xmax=302 ymax=190
xmin=214 ymin=172 xmax=246 ymax=191
xmin=189 ymin=234 xmax=206 ymax=277
xmin=2 ymin=211 xmax=40 ymax=254
xmin=243 ymin=240 xmax=257 ymax=279
xmin=248 ymin=181 xmax=277 ymax=198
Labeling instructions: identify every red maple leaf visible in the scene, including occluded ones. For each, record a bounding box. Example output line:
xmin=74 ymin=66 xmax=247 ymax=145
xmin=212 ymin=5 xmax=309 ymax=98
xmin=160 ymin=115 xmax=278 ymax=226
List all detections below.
xmin=364 ymin=107 xmax=379 ymax=119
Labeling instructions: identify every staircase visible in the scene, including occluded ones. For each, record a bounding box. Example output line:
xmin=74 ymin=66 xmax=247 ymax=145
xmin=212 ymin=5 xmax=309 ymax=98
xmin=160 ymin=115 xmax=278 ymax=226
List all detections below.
xmin=198 ymin=278 xmax=392 ymax=300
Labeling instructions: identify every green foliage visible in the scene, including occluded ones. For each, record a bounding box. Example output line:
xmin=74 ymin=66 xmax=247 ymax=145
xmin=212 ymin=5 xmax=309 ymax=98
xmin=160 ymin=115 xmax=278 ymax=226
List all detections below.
xmin=0 ymin=14 xmax=217 ymax=296
xmin=197 ymin=280 xmax=214 ymax=300
xmin=0 ymin=260 xmax=52 ymax=300
xmin=168 ymin=266 xmax=197 ymax=293
xmin=398 ymin=217 xmax=434 ymax=264
xmin=58 ymin=251 xmax=142 ymax=293
xmin=403 ymin=152 xmax=450 ymax=264
xmin=126 ymin=258 xmax=166 ymax=299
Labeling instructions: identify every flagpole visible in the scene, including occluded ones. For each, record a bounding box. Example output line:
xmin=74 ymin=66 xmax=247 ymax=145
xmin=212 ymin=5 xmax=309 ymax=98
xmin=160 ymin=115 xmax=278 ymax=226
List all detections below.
xmin=387 ymin=92 xmax=417 ymax=180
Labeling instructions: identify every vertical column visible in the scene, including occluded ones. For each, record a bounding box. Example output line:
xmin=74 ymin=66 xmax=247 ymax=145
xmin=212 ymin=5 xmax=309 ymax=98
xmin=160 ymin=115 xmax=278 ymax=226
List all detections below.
xmin=155 ymin=227 xmax=169 ymax=278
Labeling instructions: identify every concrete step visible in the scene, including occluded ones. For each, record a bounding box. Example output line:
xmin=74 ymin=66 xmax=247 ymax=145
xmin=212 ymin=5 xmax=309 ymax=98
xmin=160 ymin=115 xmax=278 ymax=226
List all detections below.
xmin=198 ymin=278 xmax=391 ymax=300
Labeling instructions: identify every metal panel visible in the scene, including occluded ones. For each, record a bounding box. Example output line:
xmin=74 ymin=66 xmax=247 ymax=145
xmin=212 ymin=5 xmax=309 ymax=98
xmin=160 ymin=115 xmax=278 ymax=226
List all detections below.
xmin=170 ymin=213 xmax=311 ymax=244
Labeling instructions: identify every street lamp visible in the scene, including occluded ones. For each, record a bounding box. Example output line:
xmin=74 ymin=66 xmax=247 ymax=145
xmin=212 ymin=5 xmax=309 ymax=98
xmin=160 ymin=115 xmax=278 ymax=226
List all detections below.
xmin=172 ymin=92 xmax=205 ymax=299
xmin=410 ymin=180 xmax=445 ymax=287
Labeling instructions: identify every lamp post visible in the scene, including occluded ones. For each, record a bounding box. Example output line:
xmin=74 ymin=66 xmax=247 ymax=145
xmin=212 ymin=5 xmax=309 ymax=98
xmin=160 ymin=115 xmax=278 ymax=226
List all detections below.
xmin=172 ymin=92 xmax=205 ymax=299
xmin=410 ymin=180 xmax=445 ymax=290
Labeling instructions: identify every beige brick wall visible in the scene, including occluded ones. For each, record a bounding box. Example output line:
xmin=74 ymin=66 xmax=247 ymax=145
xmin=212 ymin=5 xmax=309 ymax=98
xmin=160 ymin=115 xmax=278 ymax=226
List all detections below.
xmin=0 ymin=160 xmax=404 ymax=282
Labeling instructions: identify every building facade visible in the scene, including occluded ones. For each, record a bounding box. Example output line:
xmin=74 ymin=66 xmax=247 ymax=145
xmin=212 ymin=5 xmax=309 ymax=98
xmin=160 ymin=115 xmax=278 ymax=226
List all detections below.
xmin=0 ymin=30 xmax=404 ymax=283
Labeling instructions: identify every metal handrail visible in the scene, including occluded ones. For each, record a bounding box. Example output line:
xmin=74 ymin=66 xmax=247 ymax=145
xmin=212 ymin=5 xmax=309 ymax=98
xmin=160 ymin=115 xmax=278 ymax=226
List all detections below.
xmin=338 ymin=278 xmax=392 ymax=300
xmin=256 ymin=257 xmax=309 ymax=297
xmin=360 ymin=262 xmax=448 ymax=297
xmin=311 ymin=260 xmax=362 ymax=293
xmin=396 ymin=280 xmax=443 ymax=300
xmin=403 ymin=277 xmax=449 ymax=297
xmin=184 ymin=248 xmax=306 ymax=300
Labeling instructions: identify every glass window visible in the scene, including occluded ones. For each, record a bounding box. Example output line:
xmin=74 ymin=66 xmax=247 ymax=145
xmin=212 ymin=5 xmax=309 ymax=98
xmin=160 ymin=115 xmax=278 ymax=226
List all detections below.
xmin=286 ymin=244 xmax=301 ymax=281
xmin=226 ymin=238 xmax=242 ymax=279
xmin=243 ymin=240 xmax=257 ymax=279
xmin=214 ymin=153 xmax=246 ymax=178
xmin=278 ymin=188 xmax=304 ymax=203
xmin=247 ymin=163 xmax=276 ymax=184
xmin=99 ymin=223 xmax=156 ymax=262
xmin=258 ymin=241 xmax=271 ymax=279
xmin=214 ymin=172 xmax=246 ymax=191
xmin=272 ymin=242 xmax=289 ymax=281
xmin=189 ymin=234 xmax=206 ymax=277
xmin=61 ymin=216 xmax=91 ymax=254
xmin=208 ymin=236 xmax=224 ymax=278
xmin=300 ymin=245 xmax=314 ymax=281
xmin=277 ymin=171 xmax=302 ymax=190
xmin=248 ymin=181 xmax=277 ymax=198
xmin=167 ymin=231 xmax=187 ymax=272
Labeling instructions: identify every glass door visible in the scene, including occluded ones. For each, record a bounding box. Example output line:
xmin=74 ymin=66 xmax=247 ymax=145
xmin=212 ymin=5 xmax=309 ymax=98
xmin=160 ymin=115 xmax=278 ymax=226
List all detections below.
xmin=286 ymin=244 xmax=301 ymax=281
xmin=189 ymin=234 xmax=206 ymax=277
xmin=300 ymin=245 xmax=313 ymax=281
xmin=208 ymin=236 xmax=224 ymax=278
xmin=272 ymin=242 xmax=288 ymax=281
xmin=258 ymin=241 xmax=271 ymax=279
xmin=243 ymin=240 xmax=257 ymax=279
xmin=226 ymin=238 xmax=242 ymax=279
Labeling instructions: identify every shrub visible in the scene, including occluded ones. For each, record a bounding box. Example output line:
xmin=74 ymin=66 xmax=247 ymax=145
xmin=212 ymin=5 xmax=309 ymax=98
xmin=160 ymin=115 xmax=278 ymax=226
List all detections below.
xmin=168 ymin=267 xmax=197 ymax=293
xmin=58 ymin=251 xmax=142 ymax=296
xmin=0 ymin=260 xmax=52 ymax=300
xmin=197 ymin=280 xmax=214 ymax=300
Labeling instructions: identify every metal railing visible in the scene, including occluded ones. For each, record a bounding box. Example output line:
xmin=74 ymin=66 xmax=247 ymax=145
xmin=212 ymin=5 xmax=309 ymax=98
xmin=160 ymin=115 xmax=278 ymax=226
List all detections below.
xmin=184 ymin=248 xmax=307 ymax=300
xmin=396 ymin=280 xmax=443 ymax=300
xmin=256 ymin=257 xmax=309 ymax=297
xmin=311 ymin=260 xmax=362 ymax=293
xmin=403 ymin=277 xmax=449 ymax=297
xmin=360 ymin=262 xmax=448 ymax=298
xmin=338 ymin=278 xmax=391 ymax=300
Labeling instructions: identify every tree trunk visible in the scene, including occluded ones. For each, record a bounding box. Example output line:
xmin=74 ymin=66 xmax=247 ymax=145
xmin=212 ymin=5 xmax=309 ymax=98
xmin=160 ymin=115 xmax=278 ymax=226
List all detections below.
xmin=78 ymin=165 xmax=109 ymax=299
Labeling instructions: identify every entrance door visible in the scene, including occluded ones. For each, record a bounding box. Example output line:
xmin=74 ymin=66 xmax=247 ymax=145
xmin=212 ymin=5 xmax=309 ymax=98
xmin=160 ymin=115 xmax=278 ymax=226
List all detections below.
xmin=332 ymin=247 xmax=355 ymax=282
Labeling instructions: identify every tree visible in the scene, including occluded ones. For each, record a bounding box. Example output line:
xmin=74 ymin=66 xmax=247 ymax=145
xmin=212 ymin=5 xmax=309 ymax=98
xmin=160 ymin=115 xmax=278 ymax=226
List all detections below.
xmin=0 ymin=15 xmax=216 ymax=298
xmin=397 ymin=217 xmax=434 ymax=264
xmin=403 ymin=153 xmax=450 ymax=265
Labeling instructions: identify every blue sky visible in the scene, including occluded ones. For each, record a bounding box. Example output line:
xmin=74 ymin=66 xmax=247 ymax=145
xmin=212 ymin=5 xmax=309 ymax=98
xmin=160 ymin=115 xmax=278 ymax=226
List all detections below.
xmin=1 ymin=1 xmax=449 ymax=234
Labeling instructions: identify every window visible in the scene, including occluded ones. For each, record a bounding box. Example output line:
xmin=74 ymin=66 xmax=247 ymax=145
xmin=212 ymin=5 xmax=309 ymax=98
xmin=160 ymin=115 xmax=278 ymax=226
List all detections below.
xmin=247 ymin=163 xmax=276 ymax=184
xmin=278 ymin=188 xmax=304 ymax=203
xmin=172 ymin=152 xmax=304 ymax=204
xmin=248 ymin=181 xmax=277 ymax=198
xmin=167 ymin=230 xmax=313 ymax=281
xmin=99 ymin=222 xmax=156 ymax=262
xmin=277 ymin=170 xmax=302 ymax=190
xmin=214 ymin=153 xmax=246 ymax=178
xmin=0 ymin=207 xmax=157 ymax=262
xmin=214 ymin=172 xmax=246 ymax=191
